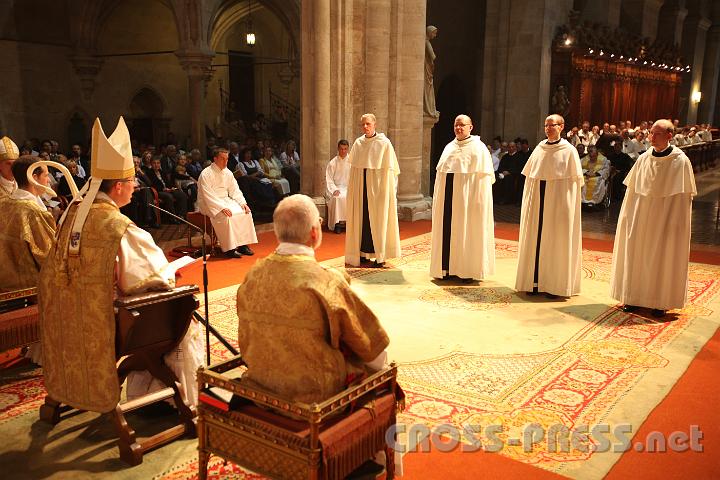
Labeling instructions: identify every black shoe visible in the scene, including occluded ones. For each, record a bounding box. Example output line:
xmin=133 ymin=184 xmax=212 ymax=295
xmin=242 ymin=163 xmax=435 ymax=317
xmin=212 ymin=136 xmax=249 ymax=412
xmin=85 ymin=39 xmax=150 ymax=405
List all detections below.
xmin=223 ymin=250 xmax=242 ymax=258
xmin=346 ymin=460 xmax=384 ymax=479
xmin=651 ymin=309 xmax=666 ymax=318
xmin=334 ymin=224 xmax=342 ymax=234
xmin=373 ymin=260 xmax=385 ymax=268
xmin=622 ymin=304 xmax=639 ymax=313
xmin=237 ymin=245 xmax=254 ymax=256
xmin=360 ymin=257 xmax=373 ymax=265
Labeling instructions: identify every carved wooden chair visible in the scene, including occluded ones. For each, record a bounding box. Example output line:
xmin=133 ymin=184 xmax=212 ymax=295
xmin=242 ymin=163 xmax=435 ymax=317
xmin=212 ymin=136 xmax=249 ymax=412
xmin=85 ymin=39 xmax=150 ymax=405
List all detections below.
xmin=39 ymin=285 xmax=200 ymax=465
xmin=197 ymin=356 xmax=402 ymax=480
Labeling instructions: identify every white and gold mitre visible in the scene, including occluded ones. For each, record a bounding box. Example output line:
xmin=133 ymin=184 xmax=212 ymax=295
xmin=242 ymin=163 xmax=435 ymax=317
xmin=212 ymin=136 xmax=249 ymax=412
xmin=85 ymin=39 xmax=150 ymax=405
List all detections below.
xmin=0 ymin=136 xmax=20 ymax=161
xmin=90 ymin=116 xmax=134 ymax=179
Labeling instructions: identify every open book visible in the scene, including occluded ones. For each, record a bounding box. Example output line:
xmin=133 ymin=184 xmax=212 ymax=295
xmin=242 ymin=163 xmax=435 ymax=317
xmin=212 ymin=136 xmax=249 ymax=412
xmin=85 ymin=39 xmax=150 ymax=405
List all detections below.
xmin=163 ymin=255 xmax=206 ymax=278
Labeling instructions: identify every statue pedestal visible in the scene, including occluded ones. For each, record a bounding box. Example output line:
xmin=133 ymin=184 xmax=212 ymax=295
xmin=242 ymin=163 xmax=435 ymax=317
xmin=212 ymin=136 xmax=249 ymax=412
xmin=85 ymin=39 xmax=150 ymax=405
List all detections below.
xmin=397 ymin=196 xmax=432 ymax=222
xmin=422 ymin=114 xmax=439 ymax=196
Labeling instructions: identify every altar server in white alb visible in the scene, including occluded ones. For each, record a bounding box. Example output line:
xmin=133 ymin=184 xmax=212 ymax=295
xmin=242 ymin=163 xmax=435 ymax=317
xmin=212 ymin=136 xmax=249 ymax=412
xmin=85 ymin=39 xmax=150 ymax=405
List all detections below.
xmin=430 ymin=115 xmax=495 ymax=282
xmin=198 ymin=147 xmax=258 ymax=258
xmin=610 ymin=119 xmax=696 ymax=317
xmin=325 ymin=139 xmax=351 ymax=233
xmin=345 ymin=113 xmax=401 ymax=267
xmin=515 ymin=114 xmax=584 ymax=298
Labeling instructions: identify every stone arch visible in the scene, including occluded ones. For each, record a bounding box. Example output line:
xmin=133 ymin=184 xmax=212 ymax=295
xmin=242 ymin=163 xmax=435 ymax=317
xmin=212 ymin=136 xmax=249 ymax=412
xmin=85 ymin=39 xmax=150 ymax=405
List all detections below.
xmin=127 ymin=87 xmax=170 ymax=145
xmin=209 ymin=0 xmax=300 ymax=59
xmin=65 ymin=107 xmax=93 ymax=150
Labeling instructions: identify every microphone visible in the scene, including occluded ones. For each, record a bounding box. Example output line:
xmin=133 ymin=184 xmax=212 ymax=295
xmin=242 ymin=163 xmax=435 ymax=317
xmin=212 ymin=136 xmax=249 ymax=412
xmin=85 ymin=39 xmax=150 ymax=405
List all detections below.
xmin=147 ymin=202 xmax=204 ymax=235
xmin=146 ymin=203 xmax=237 ymax=362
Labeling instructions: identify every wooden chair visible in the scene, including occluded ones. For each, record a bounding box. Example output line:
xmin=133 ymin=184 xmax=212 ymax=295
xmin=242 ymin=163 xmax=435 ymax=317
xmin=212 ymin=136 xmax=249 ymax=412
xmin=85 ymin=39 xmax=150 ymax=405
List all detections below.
xmin=186 ymin=211 xmax=220 ymax=255
xmin=0 ymin=288 xmax=39 ymax=353
xmin=39 ymin=285 xmax=200 ymax=465
xmin=197 ymin=356 xmax=402 ymax=480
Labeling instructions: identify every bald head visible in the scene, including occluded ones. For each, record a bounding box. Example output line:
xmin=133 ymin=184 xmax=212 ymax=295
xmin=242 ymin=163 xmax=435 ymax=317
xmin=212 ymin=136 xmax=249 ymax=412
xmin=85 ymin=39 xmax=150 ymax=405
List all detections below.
xmin=453 ymin=115 xmax=473 ymax=140
xmin=649 ymin=119 xmax=674 ymax=151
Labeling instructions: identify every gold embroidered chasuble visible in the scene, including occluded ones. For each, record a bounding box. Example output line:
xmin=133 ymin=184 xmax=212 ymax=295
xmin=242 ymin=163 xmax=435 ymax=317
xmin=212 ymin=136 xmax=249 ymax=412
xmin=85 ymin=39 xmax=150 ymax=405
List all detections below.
xmin=39 ymin=199 xmax=131 ymax=412
xmin=0 ymin=196 xmax=56 ymax=291
xmin=236 ymin=253 xmax=389 ymax=404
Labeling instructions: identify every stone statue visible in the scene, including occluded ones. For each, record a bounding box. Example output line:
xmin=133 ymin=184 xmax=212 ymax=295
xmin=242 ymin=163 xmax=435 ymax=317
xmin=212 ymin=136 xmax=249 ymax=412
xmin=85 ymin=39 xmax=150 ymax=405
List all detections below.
xmin=424 ymin=25 xmax=440 ymax=118
xmin=551 ymin=85 xmax=571 ymax=118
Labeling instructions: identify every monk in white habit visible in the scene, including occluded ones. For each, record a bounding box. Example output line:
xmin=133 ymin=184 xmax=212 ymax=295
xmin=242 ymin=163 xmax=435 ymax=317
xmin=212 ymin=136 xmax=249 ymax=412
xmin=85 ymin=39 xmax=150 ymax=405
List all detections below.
xmin=40 ymin=117 xmax=204 ymax=413
xmin=325 ymin=139 xmax=351 ymax=233
xmin=345 ymin=113 xmax=401 ymax=267
xmin=430 ymin=115 xmax=495 ymax=282
xmin=515 ymin=114 xmax=583 ymax=298
xmin=610 ymin=119 xmax=696 ymax=317
xmin=198 ymin=147 xmax=258 ymax=258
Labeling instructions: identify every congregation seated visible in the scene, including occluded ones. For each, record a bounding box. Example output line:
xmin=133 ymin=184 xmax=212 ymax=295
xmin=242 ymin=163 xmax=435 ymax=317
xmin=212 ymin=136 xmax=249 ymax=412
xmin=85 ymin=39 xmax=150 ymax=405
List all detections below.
xmin=174 ymin=153 xmax=198 ymax=209
xmin=234 ymin=147 xmax=277 ymax=210
xmin=56 ymin=160 xmax=86 ymax=200
xmin=121 ymin=156 xmax=160 ymax=229
xmin=494 ymin=141 xmax=522 ymax=204
xmin=279 ymin=140 xmax=301 ymax=193
xmin=148 ymin=156 xmax=188 ymax=221
xmin=581 ymin=145 xmax=610 ymax=206
xmin=259 ymin=145 xmax=290 ymax=199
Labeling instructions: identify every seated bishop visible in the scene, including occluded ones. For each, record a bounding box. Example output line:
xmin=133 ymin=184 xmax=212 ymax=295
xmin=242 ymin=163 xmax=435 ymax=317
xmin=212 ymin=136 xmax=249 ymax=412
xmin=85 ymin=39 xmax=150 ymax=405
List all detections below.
xmin=197 ymin=147 xmax=258 ymax=258
xmin=39 ymin=117 xmax=204 ymax=413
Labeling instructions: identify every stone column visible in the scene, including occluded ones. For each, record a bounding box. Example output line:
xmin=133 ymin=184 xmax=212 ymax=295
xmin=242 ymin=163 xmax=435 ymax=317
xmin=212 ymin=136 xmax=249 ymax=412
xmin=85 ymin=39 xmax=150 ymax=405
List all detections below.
xmin=581 ymin=0 xmax=622 ymax=29
xmin=698 ymin=23 xmax=720 ymax=124
xmin=364 ymin=0 xmax=392 ymax=129
xmin=69 ymin=52 xmax=103 ymax=101
xmin=680 ymin=14 xmax=711 ymax=125
xmin=391 ymin=0 xmax=430 ymax=221
xmin=620 ymin=0 xmax=666 ymax=41
xmin=421 ymin=115 xmax=439 ymax=196
xmin=176 ymin=50 xmax=214 ymax=149
xmin=656 ymin=1 xmax=689 ymax=46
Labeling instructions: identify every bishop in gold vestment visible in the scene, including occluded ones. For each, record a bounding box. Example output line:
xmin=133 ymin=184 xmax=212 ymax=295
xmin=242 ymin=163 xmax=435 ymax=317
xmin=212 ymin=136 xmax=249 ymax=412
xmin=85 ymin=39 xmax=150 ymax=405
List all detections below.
xmin=0 ymin=156 xmax=56 ymax=292
xmin=237 ymin=194 xmax=389 ymax=404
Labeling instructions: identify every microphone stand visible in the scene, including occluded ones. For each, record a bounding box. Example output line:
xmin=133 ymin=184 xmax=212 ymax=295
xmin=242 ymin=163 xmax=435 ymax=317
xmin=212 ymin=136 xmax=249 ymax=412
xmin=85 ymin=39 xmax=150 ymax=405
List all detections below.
xmin=147 ymin=203 xmax=236 ymax=363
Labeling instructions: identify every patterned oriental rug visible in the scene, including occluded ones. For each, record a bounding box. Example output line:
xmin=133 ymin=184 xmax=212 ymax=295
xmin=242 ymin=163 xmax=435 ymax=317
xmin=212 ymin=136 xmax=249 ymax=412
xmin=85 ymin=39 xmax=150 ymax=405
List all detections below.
xmin=0 ymin=233 xmax=718 ymax=479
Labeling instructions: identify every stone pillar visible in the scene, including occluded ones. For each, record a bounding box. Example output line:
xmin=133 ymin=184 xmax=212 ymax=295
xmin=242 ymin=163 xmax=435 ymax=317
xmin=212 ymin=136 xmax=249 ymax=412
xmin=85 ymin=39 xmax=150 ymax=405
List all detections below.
xmin=620 ymin=0 xmax=666 ymax=41
xmin=656 ymin=1 xmax=689 ymax=46
xmin=69 ymin=53 xmax=103 ymax=101
xmin=581 ymin=0 xmax=622 ymax=29
xmin=176 ymin=50 xmax=214 ymax=149
xmin=481 ymin=0 xmax=572 ymax=145
xmin=680 ymin=14 xmax=711 ymax=125
xmin=698 ymin=23 xmax=720 ymax=124
xmin=421 ymin=115 xmax=439 ymax=196
xmin=364 ymin=1 xmax=392 ymax=129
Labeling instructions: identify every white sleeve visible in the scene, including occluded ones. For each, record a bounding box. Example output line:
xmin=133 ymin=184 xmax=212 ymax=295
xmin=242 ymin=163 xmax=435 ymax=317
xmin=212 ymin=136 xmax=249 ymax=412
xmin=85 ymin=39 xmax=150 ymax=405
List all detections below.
xmin=326 ymin=158 xmax=338 ymax=194
xmin=117 ymin=223 xmax=174 ymax=295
